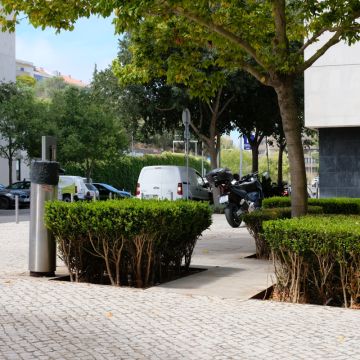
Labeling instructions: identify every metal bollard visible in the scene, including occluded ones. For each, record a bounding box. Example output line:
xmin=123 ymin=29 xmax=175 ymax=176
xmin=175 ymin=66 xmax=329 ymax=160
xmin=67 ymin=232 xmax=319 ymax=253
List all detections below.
xmin=70 ymin=193 xmax=74 ymax=202
xmin=170 ymin=192 xmax=173 ymax=201
xmin=15 ymin=195 xmax=19 ymax=224
xmin=109 ymin=192 xmax=112 ymax=200
xmin=29 ymin=160 xmax=59 ymax=277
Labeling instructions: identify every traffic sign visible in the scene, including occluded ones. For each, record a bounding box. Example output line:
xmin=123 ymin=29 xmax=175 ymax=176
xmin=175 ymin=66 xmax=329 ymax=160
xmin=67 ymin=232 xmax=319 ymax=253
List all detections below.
xmin=182 ymin=108 xmax=191 ymax=125
xmin=243 ymin=134 xmax=254 ymax=150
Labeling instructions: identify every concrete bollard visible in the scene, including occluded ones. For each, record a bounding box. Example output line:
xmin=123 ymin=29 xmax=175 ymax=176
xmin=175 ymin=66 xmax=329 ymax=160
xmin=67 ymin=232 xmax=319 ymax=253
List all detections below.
xmin=15 ymin=195 xmax=19 ymax=224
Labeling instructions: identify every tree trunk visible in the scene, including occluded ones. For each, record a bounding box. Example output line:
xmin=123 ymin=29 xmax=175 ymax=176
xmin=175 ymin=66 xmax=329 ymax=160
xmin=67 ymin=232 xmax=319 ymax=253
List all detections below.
xmin=8 ymin=157 xmax=13 ymax=186
xmin=206 ymin=143 xmax=220 ymax=205
xmin=277 ymin=144 xmax=285 ymax=187
xmin=275 ymin=77 xmax=307 ymax=217
xmin=251 ymin=146 xmax=259 ymax=173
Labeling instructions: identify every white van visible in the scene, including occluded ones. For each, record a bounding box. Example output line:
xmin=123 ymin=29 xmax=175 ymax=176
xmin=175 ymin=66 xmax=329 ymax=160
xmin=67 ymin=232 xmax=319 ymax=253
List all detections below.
xmin=136 ymin=165 xmax=211 ymax=201
xmin=58 ymin=175 xmax=90 ymax=201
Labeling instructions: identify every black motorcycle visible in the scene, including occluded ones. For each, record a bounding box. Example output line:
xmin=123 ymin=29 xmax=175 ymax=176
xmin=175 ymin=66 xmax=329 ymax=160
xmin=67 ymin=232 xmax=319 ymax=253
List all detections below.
xmin=206 ymin=168 xmax=263 ymax=228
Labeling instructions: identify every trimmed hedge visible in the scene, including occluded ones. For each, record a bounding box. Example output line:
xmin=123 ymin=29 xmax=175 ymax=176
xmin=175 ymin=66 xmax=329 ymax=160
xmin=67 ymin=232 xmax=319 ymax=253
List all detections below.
xmin=263 ymin=216 xmax=360 ymax=307
xmin=243 ymin=206 xmax=323 ymax=259
xmin=263 ymin=196 xmax=360 ymax=214
xmin=45 ymin=199 xmax=212 ymax=287
xmin=64 ymin=152 xmax=210 ymax=194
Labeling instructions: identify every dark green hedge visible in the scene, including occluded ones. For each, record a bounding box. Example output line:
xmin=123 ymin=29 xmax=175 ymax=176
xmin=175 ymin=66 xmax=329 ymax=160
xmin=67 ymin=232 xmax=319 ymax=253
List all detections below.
xmin=64 ymin=152 xmax=210 ymax=194
xmin=45 ymin=199 xmax=212 ymax=287
xmin=263 ymin=216 xmax=360 ymax=307
xmin=243 ymin=206 xmax=323 ymax=259
xmin=263 ymin=196 xmax=360 ymax=214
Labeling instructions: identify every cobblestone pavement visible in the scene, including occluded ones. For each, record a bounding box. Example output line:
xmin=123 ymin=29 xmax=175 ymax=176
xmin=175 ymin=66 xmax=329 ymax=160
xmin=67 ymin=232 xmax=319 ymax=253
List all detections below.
xmin=1 ymin=221 xmax=360 ymax=359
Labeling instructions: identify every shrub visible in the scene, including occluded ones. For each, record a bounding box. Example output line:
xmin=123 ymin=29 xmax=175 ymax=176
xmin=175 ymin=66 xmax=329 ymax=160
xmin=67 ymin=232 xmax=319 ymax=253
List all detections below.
xmin=263 ymin=196 xmax=360 ymax=214
xmin=243 ymin=206 xmax=323 ymax=259
xmin=263 ymin=216 xmax=360 ymax=307
xmin=262 ymin=197 xmax=291 ymax=209
xmin=45 ymin=199 xmax=212 ymax=287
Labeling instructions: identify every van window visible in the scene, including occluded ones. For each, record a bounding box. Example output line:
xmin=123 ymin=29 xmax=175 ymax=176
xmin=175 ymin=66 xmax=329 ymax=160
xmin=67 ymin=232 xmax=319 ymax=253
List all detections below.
xmin=196 ymin=173 xmax=205 ymax=187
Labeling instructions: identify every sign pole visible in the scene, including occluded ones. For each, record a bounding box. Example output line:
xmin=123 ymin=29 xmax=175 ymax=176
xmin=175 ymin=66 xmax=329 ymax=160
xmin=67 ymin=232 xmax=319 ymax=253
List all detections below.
xmin=182 ymin=109 xmax=191 ymax=200
xmin=239 ymin=135 xmax=243 ymax=178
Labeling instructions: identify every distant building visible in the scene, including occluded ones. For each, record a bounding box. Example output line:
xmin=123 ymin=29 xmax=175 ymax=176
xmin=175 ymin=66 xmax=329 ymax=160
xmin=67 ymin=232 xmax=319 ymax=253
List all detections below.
xmin=16 ymin=59 xmax=88 ymax=87
xmin=16 ymin=59 xmax=34 ymax=78
xmin=305 ymin=34 xmax=360 ymax=197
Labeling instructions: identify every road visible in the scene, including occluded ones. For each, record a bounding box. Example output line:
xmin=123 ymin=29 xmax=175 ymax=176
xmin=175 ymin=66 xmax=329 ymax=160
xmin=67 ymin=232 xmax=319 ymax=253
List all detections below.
xmin=0 ymin=208 xmax=30 ymax=224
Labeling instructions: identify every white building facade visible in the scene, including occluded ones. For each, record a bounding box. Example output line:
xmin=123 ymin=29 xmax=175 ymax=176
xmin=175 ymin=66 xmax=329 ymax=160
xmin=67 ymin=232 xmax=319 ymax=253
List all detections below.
xmin=0 ymin=25 xmax=30 ymax=185
xmin=305 ymin=34 xmax=360 ymax=197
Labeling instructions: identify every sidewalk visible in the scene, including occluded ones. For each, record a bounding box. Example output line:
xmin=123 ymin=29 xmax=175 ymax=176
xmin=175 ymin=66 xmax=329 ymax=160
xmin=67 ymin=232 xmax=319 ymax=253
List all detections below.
xmin=1 ymin=215 xmax=360 ymax=359
xmin=148 ymin=215 xmax=274 ymax=299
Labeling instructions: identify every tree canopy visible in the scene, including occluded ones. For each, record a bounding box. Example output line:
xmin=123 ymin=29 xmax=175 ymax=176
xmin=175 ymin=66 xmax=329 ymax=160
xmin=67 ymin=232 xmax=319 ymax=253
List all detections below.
xmin=48 ymin=86 xmax=128 ymax=179
xmin=2 ymin=1 xmax=359 ymax=215
xmin=0 ymin=82 xmax=45 ymax=184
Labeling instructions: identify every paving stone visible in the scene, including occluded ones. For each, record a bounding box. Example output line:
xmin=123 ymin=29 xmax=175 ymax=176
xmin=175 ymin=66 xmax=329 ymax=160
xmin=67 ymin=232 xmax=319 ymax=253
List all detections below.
xmin=1 ymin=218 xmax=360 ymax=359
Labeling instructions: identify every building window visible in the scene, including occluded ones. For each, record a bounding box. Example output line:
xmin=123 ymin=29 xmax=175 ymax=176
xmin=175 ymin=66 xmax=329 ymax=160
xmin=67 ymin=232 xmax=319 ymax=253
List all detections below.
xmin=16 ymin=159 xmax=21 ymax=181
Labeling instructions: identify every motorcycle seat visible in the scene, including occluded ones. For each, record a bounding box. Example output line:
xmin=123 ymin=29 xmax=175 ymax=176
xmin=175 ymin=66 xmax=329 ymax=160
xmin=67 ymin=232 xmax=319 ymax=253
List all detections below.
xmin=230 ymin=185 xmax=247 ymax=198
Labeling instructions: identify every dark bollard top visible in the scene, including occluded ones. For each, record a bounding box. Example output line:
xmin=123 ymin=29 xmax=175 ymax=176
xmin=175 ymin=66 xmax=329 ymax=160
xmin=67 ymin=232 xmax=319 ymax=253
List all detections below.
xmin=31 ymin=161 xmax=59 ymax=186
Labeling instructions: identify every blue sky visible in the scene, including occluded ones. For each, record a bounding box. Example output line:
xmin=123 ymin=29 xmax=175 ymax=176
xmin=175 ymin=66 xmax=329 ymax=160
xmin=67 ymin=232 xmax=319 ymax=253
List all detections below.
xmin=16 ymin=16 xmax=119 ymax=83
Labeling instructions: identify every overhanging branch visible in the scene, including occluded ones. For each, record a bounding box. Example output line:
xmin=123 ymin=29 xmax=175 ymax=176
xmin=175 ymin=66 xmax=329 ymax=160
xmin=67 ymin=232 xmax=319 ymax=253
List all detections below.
xmin=172 ymin=6 xmax=268 ymax=72
xmin=297 ymin=30 xmax=342 ymax=73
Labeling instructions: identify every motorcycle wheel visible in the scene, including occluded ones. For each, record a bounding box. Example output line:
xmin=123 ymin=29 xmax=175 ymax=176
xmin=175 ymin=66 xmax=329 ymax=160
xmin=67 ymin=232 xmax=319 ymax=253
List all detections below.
xmin=224 ymin=203 xmax=242 ymax=228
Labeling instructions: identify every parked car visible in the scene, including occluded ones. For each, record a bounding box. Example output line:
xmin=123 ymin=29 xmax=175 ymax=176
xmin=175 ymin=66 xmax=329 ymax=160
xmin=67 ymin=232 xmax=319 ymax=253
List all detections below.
xmin=0 ymin=184 xmax=5 ymax=190
xmin=58 ymin=175 xmax=89 ymax=202
xmin=136 ymin=165 xmax=211 ymax=201
xmin=0 ymin=188 xmax=30 ymax=209
xmin=92 ymin=183 xmax=132 ymax=200
xmin=6 ymin=180 xmax=31 ymax=195
xmin=85 ymin=183 xmax=99 ymax=200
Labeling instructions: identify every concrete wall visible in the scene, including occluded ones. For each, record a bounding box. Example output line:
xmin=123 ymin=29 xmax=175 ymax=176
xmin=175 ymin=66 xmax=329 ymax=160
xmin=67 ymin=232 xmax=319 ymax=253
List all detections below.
xmin=0 ymin=23 xmax=19 ymax=186
xmin=305 ymin=34 xmax=360 ymax=128
xmin=319 ymin=128 xmax=360 ymax=198
xmin=0 ymin=29 xmax=15 ymax=82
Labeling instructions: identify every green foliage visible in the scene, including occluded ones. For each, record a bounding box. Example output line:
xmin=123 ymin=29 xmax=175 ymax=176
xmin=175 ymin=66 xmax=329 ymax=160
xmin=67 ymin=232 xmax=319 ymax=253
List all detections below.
xmin=48 ymin=86 xmax=128 ymax=180
xmin=16 ymin=74 xmax=36 ymax=87
xmin=45 ymin=199 xmax=212 ymax=287
xmin=221 ymin=149 xmax=289 ymax=182
xmin=3 ymin=0 xmax=360 ymax=217
xmin=34 ymin=76 xmax=69 ymax=99
xmin=64 ymin=152 xmax=210 ymax=193
xmin=243 ymin=206 xmax=323 ymax=259
xmin=263 ymin=216 xmax=360 ymax=307
xmin=0 ymin=82 xmax=48 ymax=184
xmin=263 ymin=197 xmax=360 ymax=214
xmin=220 ymin=148 xmax=252 ymax=175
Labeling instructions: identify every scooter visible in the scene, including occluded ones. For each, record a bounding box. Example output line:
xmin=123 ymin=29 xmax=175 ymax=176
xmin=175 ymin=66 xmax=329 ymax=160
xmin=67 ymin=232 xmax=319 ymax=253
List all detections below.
xmin=206 ymin=168 xmax=263 ymax=228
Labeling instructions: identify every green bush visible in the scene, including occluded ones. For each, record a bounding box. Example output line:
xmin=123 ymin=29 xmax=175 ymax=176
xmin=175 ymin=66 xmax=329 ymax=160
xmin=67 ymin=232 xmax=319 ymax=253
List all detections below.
xmin=263 ymin=215 xmax=360 ymax=307
xmin=45 ymin=199 xmax=212 ymax=287
xmin=64 ymin=152 xmax=210 ymax=194
xmin=262 ymin=197 xmax=291 ymax=209
xmin=243 ymin=206 xmax=323 ymax=259
xmin=263 ymin=196 xmax=360 ymax=214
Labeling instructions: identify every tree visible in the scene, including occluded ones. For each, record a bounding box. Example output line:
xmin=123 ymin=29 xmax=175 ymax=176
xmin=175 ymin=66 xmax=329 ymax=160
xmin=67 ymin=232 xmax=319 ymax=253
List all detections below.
xmin=16 ymin=74 xmax=36 ymax=87
xmin=0 ymin=82 xmax=41 ymax=184
xmin=229 ymin=74 xmax=281 ymax=173
xmin=48 ymin=86 xmax=128 ymax=180
xmin=4 ymin=1 xmax=359 ymax=215
xmin=34 ymin=76 xmax=69 ymax=99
